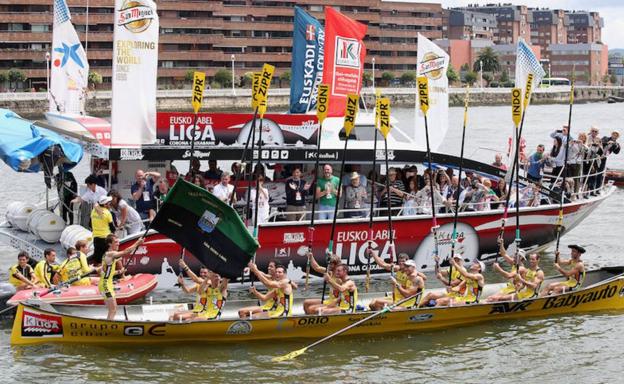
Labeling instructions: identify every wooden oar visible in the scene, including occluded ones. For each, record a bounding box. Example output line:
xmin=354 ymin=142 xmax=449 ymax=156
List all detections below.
xmin=244 ymin=72 xmax=261 ymax=228
xmin=272 ymin=289 xmax=422 ymax=362
xmin=554 ymin=71 xmax=575 ymax=264
xmin=365 ymin=90 xmax=382 ymax=292
xmin=378 ymin=97 xmax=395 ymax=298
xmin=305 ymin=84 xmax=329 ymax=290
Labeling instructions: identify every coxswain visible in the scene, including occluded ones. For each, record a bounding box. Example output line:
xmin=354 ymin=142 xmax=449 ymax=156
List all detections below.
xmin=248 ymin=262 xmax=293 ymax=318
xmin=58 ymin=246 xmax=93 ymax=286
xmin=369 ymin=259 xmax=424 ymax=311
xmin=8 ymin=251 xmax=38 ymax=290
xmin=34 ymin=248 xmax=60 ymax=288
xmin=419 ymin=254 xmax=465 ymax=307
xmin=435 ymin=259 xmax=485 ymax=306
xmin=238 ymin=261 xmax=279 ymax=319
xmin=486 ymin=240 xmax=526 ymax=302
xmin=308 ymin=264 xmax=358 ymax=315
xmin=303 ymin=251 xmax=342 ymax=314
xmin=98 ymin=234 xmax=144 ymax=320
xmin=540 ymin=244 xmax=586 ymax=296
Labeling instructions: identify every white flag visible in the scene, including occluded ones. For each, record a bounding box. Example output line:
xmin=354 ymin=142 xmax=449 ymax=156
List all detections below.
xmin=49 ymin=0 xmax=89 ymax=115
xmin=111 ymin=0 xmax=159 ymax=148
xmin=415 ymin=33 xmax=449 ymax=152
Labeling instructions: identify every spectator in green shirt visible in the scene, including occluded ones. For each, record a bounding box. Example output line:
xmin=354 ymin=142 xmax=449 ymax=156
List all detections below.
xmin=315 ymin=164 xmax=340 ymax=220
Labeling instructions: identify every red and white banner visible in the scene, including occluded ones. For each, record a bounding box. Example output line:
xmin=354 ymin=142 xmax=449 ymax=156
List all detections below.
xmin=322 ymin=7 xmax=367 ymax=117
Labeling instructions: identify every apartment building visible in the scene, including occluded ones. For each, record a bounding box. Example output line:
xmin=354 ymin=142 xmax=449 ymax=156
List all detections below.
xmin=566 ymin=11 xmax=603 ymax=44
xmin=445 ymin=9 xmax=497 ymax=40
xmin=454 ymin=4 xmax=532 ymax=45
xmin=529 ymin=9 xmax=567 ymax=50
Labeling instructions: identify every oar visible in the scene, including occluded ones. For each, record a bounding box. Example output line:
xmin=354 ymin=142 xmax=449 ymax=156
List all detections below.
xmin=322 ymin=94 xmax=359 ymax=303
xmin=244 ymin=72 xmax=261 ymax=227
xmin=188 ymin=71 xmax=205 ymax=180
xmin=554 ymin=71 xmax=575 ymax=264
xmin=305 ymin=84 xmax=329 ymax=290
xmin=378 ymin=97 xmax=395 ymax=298
xmin=449 ymin=86 xmax=470 ymax=283
xmin=365 ymin=94 xmax=380 ymax=292
xmin=272 ymin=289 xmax=422 ymax=362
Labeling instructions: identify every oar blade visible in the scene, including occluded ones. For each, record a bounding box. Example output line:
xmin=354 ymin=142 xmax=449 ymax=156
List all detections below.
xmin=272 ymin=347 xmax=308 ymax=362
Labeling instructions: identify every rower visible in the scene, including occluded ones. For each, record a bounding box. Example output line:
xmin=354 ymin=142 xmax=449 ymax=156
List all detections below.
xmin=8 ymin=251 xmax=38 ymax=290
xmin=303 ymin=252 xmax=342 ymax=314
xmin=540 ymin=244 xmax=586 ymax=296
xmin=58 ymin=246 xmax=92 ymax=286
xmin=170 ymin=260 xmax=211 ymax=321
xmin=248 ymin=262 xmax=293 ymax=318
xmin=434 ymin=259 xmax=485 ymax=306
xmin=308 ymin=264 xmax=358 ymax=315
xmin=34 ymin=248 xmax=60 ymax=288
xmin=515 ymin=253 xmax=544 ymax=300
xmin=419 ymin=254 xmax=465 ymax=307
xmin=369 ymin=259 xmax=425 ymax=311
xmin=97 ymin=234 xmax=144 ymax=320
xmin=367 ymin=248 xmax=427 ymax=283
xmin=486 ymin=240 xmax=526 ymax=302
xmin=238 ymin=261 xmax=279 ymax=319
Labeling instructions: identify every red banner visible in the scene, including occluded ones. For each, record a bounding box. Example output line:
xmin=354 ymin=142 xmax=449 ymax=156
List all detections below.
xmin=322 ymin=7 xmax=367 ymax=117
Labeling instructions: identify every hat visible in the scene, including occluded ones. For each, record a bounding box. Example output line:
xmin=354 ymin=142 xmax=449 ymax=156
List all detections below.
xmin=517 ymin=249 xmax=527 ymax=260
xmin=474 ymin=260 xmax=485 ymax=272
xmin=404 ymin=260 xmax=416 ymax=268
xmin=568 ymin=244 xmax=586 ymax=254
xmin=350 ymin=172 xmax=359 ymax=180
xmin=98 ymin=196 xmax=112 ymax=205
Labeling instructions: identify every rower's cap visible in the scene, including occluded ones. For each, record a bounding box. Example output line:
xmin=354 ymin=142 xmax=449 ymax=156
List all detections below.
xmin=404 ymin=260 xmax=416 ymax=268
xmin=568 ymin=244 xmax=586 ymax=254
xmin=350 ymin=171 xmax=359 ymax=180
xmin=475 ymin=260 xmax=486 ymax=272
xmin=517 ymin=249 xmax=527 ymax=260
xmin=98 ymin=196 xmax=112 ymax=205
xmin=452 ymin=253 xmax=463 ymax=260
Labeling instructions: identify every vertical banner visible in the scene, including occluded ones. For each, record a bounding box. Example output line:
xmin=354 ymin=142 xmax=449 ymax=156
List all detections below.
xmin=316 ymin=84 xmax=329 ymax=124
xmin=290 ymin=6 xmax=325 ymax=114
xmin=111 ymin=0 xmax=159 ymax=148
xmin=257 ymin=64 xmax=275 ymax=118
xmin=378 ymin=98 xmax=391 ymax=139
xmin=415 ymin=33 xmax=449 ymax=152
xmin=322 ymin=7 xmax=368 ymax=117
xmin=343 ymin=94 xmax=359 ymax=136
xmin=192 ymin=72 xmax=205 ymax=114
xmin=251 ymin=72 xmax=261 ymax=110
xmin=49 ymin=0 xmax=89 ymax=115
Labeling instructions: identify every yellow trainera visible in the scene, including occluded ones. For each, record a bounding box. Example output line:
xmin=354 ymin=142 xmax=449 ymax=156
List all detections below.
xmin=11 ymin=267 xmax=624 ymax=346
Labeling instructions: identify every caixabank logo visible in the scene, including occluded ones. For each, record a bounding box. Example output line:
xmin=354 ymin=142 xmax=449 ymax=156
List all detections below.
xmin=335 ymin=37 xmax=361 ymax=68
xmin=117 ymin=0 xmax=156 ymax=33
xmin=21 ymin=309 xmax=63 ymax=338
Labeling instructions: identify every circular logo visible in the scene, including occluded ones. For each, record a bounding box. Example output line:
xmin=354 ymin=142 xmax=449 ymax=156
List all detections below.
xmin=226 ymin=320 xmax=252 ymax=335
xmin=419 ymin=52 xmax=445 ymax=80
xmin=118 ymin=1 xmax=155 ymax=34
xmin=413 ymin=222 xmax=479 ymax=271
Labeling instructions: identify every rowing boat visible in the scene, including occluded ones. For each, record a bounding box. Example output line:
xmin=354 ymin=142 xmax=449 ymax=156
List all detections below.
xmin=10 ymin=267 xmax=624 ymax=346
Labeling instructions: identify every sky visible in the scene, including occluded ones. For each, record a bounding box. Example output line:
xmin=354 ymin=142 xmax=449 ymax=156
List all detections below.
xmin=390 ymin=0 xmax=624 ymax=49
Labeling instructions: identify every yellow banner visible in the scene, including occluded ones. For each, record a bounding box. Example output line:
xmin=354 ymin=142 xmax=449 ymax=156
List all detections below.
xmin=252 ymin=72 xmax=261 ymax=109
xmin=511 ymin=87 xmax=522 ymax=126
xmin=344 ymin=94 xmax=359 ymax=137
xmin=257 ymin=64 xmax=275 ymax=118
xmin=378 ymin=97 xmax=391 ymax=139
xmin=463 ymin=86 xmax=469 ymax=126
xmin=569 ymin=81 xmax=575 ymax=104
xmin=523 ymin=73 xmax=534 ymax=109
xmin=374 ymin=89 xmax=381 ymax=129
xmin=417 ymin=76 xmax=429 ymax=115
xmin=317 ymin=84 xmax=329 ymax=124
xmin=191 ymin=72 xmax=205 ymax=114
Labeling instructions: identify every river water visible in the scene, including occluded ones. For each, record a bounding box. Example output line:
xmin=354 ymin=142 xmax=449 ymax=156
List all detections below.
xmin=0 ymin=102 xmax=623 ymax=383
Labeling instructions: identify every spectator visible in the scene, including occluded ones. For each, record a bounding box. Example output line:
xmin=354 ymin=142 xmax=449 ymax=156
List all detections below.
xmin=154 ymin=179 xmax=170 ymax=210
xmin=191 ymin=174 xmax=206 ymax=189
xmin=90 ymin=195 xmax=114 ymax=265
xmin=436 ymin=170 xmax=451 ymax=199
xmin=95 ymin=166 xmax=108 ymax=190
xmin=492 ymin=179 xmax=508 ymax=209
xmin=55 ymin=171 xmax=77 ymax=225
xmin=204 ymin=159 xmax=222 ymax=181
xmin=520 ymin=183 xmax=541 ymax=207
xmin=185 ymin=158 xmax=202 ymax=181
xmin=587 ymin=125 xmax=600 ymax=146
xmin=404 ymin=165 xmax=424 ymax=190
xmin=250 ymin=175 xmax=270 ymax=225
xmin=109 ymin=190 xmax=143 ymax=236
xmin=231 ymin=162 xmax=244 ymax=181
xmin=525 ymin=144 xmax=549 ymax=183
xmin=567 ymin=132 xmax=588 ymax=197
xmin=586 ymin=137 xmax=604 ymax=195
xmin=72 ymin=174 xmax=107 ymax=205
xmin=598 ymin=130 xmax=621 ymax=186
xmin=131 ymin=169 xmax=160 ymax=222
xmin=341 ymin=165 xmax=367 ymax=189
xmin=212 ymin=172 xmax=235 ymax=204
xmin=445 ymin=176 xmax=464 ymax=212
xmin=315 ymin=164 xmax=340 ymax=220
xmin=284 ymin=166 xmax=311 ymax=221
xmin=379 ymin=168 xmax=405 ymax=216
xmin=343 ymin=172 xmax=368 ymax=218
xmin=415 ymin=177 xmax=445 ymax=214
xmin=402 ymin=176 xmax=419 ymax=216
xmin=492 ymin=153 xmax=507 ymax=171
xmin=549 ymin=136 xmax=565 ymax=179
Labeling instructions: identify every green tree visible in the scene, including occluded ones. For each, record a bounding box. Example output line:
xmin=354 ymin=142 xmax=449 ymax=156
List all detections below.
xmin=184 ymin=70 xmax=194 ymax=84
xmin=464 ymin=71 xmax=477 ymax=85
xmin=499 ymin=69 xmax=509 ymax=84
xmin=473 ymin=47 xmax=500 ymax=73
xmin=279 ymin=70 xmax=291 ymax=87
xmin=460 ymin=63 xmax=470 ymax=72
xmin=362 ymin=71 xmax=372 ymax=87
xmin=7 ymin=68 xmax=26 ymax=90
xmin=381 ymin=71 xmax=395 ymax=86
xmin=88 ymin=71 xmax=103 ymax=90
xmin=400 ymin=71 xmax=416 ymax=85
xmin=482 ymin=72 xmax=493 ymax=86
xmin=0 ymin=72 xmax=7 ymax=89
xmin=447 ymin=66 xmax=459 ymax=84
xmin=241 ymin=72 xmax=254 ymax=87
xmin=213 ymin=69 xmax=232 ymax=88
xmin=610 ymin=73 xmax=617 ymax=85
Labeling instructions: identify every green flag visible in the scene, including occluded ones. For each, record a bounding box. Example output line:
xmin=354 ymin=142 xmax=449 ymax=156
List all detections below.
xmin=151 ymin=179 xmax=258 ymax=279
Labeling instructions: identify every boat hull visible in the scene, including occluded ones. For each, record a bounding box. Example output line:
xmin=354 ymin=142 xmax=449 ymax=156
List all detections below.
xmin=7 ymin=274 xmax=157 ymax=306
xmin=10 ymin=268 xmax=624 ymax=346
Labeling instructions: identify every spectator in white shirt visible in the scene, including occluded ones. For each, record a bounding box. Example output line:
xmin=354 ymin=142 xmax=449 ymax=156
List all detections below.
xmin=250 ymin=175 xmax=270 ymax=225
xmin=71 ymin=174 xmax=107 ymax=205
xmin=109 ymin=190 xmax=144 ymax=235
xmin=212 ymin=172 xmax=235 ymax=204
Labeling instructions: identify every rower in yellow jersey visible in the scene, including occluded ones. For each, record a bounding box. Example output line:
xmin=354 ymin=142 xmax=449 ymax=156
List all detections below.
xmin=387 ymin=260 xmax=424 ymax=311
xmin=434 ymin=258 xmax=485 ymax=306
xmin=33 ymin=248 xmax=60 ymax=288
xmin=419 ymin=253 xmax=465 ymax=307
xmin=486 ymin=239 xmax=526 ymax=302
xmin=97 ymin=234 xmax=144 ymax=320
xmin=194 ymin=270 xmax=228 ymax=320
xmin=249 ymin=262 xmax=293 ymax=318
xmin=303 ymin=252 xmax=341 ymax=314
xmin=541 ymin=244 xmax=586 ymax=296
xmin=515 ymin=253 xmax=544 ymax=300
xmin=58 ymin=246 xmax=92 ymax=286
xmin=8 ymin=251 xmax=38 ymax=290
xmin=308 ymin=264 xmax=358 ymax=314
xmin=238 ymin=261 xmax=278 ymax=319
xmin=170 ymin=261 xmax=211 ymax=321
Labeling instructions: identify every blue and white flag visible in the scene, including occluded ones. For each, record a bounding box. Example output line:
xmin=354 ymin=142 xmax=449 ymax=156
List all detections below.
xmin=514 ymin=38 xmax=546 ymax=105
xmin=49 ymin=0 xmax=89 ymax=115
xmin=289 ymin=6 xmax=324 ymax=114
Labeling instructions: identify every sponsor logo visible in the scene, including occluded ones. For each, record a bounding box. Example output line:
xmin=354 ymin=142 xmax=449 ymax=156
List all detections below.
xmin=119 ymin=148 xmax=144 ymax=160
xmin=198 ymin=210 xmax=220 ymax=233
xmin=22 ymin=309 xmax=63 ymax=338
xmin=275 ymin=247 xmax=291 ymax=258
xmin=375 ymin=149 xmax=395 ymax=161
xmin=284 ymin=232 xmax=305 ymax=244
xmin=122 ymin=324 xmax=165 ymax=336
xmin=226 ymin=320 xmax=252 ymax=335
xmin=488 ymin=301 xmax=531 ymax=314
xmin=305 ymin=151 xmax=339 ymax=160
xmin=542 ymin=285 xmax=618 ymax=310
xmin=418 ymin=52 xmax=446 ymax=80
xmin=118 ymin=0 xmax=156 ymax=33
xmin=182 ymin=150 xmax=212 ymax=159
xmin=124 ymin=326 xmax=144 ymax=336
xmin=297 ymin=316 xmax=329 ymax=326
xmin=335 ymin=37 xmax=361 ymax=68
xmin=409 ymin=313 xmax=433 ymax=322
xmin=306 ymin=24 xmax=316 ymax=41
xmin=69 ymin=321 xmax=119 ymax=337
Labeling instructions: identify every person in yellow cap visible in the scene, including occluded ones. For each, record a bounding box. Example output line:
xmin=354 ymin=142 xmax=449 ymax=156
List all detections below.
xmin=541 ymin=244 xmax=586 ymax=296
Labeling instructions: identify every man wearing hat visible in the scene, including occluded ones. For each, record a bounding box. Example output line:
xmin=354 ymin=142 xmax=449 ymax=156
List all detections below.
xmin=343 ymin=171 xmax=368 ymax=218
xmin=540 ymin=244 xmax=586 ymax=296
xmin=90 ymin=195 xmax=115 ymax=265
xmin=486 ymin=239 xmax=526 ymax=302
xmin=369 ymin=254 xmax=425 ymax=311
